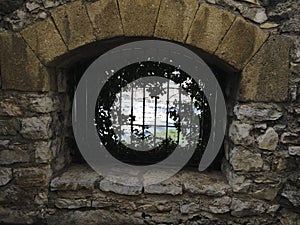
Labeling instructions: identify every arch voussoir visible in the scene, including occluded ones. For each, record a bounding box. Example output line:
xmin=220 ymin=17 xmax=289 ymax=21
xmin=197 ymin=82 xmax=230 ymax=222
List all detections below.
xmin=186 ymin=3 xmax=236 ymax=55
xmin=154 ymin=0 xmax=199 ymax=42
xmin=118 ymin=0 xmax=161 ymax=36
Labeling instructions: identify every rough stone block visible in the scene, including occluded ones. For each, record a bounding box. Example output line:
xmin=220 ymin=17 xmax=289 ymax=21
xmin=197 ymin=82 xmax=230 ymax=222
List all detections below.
xmin=155 ymin=0 xmax=199 ymax=42
xmin=118 ymin=0 xmax=160 ymax=36
xmin=0 ymin=32 xmax=50 ymax=91
xmin=0 ymin=149 xmax=30 ymax=165
xmin=239 ymin=36 xmax=290 ymax=102
xmin=51 ymin=1 xmax=95 ymax=50
xmin=0 ymin=119 xmax=20 ymax=136
xmin=257 ymin=127 xmax=278 ymax=151
xmin=20 ymin=18 xmax=68 ymax=65
xmin=181 ymin=171 xmax=231 ymax=196
xmin=229 ymin=146 xmax=263 ymax=172
xmin=13 ymin=166 xmax=52 ymax=187
xmin=288 ymin=146 xmax=300 ymax=156
xmin=50 ymin=164 xmax=99 ymax=191
xmin=0 ymin=92 xmax=60 ymax=117
xmin=144 ymin=176 xmax=182 ymax=196
xmin=99 ymin=176 xmax=143 ymax=196
xmin=234 ymin=103 xmax=282 ymax=122
xmin=215 ymin=17 xmax=268 ymax=70
xmin=229 ymin=121 xmax=253 ymax=146
xmin=20 ymin=116 xmax=52 ymax=140
xmin=186 ymin=3 xmax=235 ymax=54
xmin=0 ymin=167 xmax=12 ymax=186
xmin=35 ymin=141 xmax=52 ymax=163
xmin=55 ymin=198 xmax=91 ymax=209
xmin=86 ymin=0 xmax=123 ymax=40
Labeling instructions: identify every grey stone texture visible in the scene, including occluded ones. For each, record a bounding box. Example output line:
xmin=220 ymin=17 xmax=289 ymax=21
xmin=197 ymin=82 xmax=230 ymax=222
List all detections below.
xmin=0 ymin=0 xmax=299 ymax=224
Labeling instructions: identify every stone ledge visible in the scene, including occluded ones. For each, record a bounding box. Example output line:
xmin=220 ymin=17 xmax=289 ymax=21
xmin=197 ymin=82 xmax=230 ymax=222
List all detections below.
xmin=50 ymin=164 xmax=232 ymax=197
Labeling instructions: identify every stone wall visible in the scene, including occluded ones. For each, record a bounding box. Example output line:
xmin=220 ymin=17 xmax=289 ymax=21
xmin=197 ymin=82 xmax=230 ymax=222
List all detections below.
xmin=0 ymin=0 xmax=299 ymax=224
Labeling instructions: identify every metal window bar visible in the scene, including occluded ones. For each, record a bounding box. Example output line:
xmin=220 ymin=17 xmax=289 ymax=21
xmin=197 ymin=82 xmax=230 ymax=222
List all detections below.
xmin=130 ymin=84 xmax=134 ymax=145
xmin=177 ymin=83 xmax=182 ymax=143
xmin=165 ymin=79 xmax=170 ymax=148
xmin=142 ymin=85 xmax=146 ymax=147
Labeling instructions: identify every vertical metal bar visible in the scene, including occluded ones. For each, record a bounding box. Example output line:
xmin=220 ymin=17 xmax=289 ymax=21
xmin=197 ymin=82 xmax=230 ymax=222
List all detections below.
xmin=177 ymin=84 xmax=182 ymax=143
xmin=142 ymin=85 xmax=146 ymax=146
xmin=130 ymin=84 xmax=134 ymax=145
xmin=118 ymin=76 xmax=122 ymax=151
xmin=154 ymin=96 xmax=158 ymax=146
xmin=166 ymin=79 xmax=170 ymax=147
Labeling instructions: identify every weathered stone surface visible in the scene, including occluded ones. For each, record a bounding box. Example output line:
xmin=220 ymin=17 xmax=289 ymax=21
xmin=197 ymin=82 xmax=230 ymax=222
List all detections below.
xmin=215 ymin=17 xmax=268 ymax=69
xmin=35 ymin=141 xmax=52 ymax=163
xmin=118 ymin=0 xmax=160 ymax=36
xmin=280 ymin=208 xmax=300 ymax=225
xmin=51 ymin=1 xmax=95 ymax=50
xmin=0 ymin=92 xmax=60 ymax=116
xmin=257 ymin=127 xmax=278 ymax=151
xmin=229 ymin=146 xmax=263 ymax=172
xmin=46 ymin=209 xmax=144 ymax=225
xmin=20 ymin=116 xmax=52 ymax=139
xmin=99 ymin=176 xmax=142 ymax=195
xmin=144 ymin=176 xmax=182 ymax=196
xmin=252 ymin=187 xmax=279 ymax=201
xmin=155 ymin=0 xmax=198 ymax=42
xmin=239 ymin=35 xmax=290 ymax=102
xmin=86 ymin=0 xmax=123 ymax=40
xmin=55 ymin=198 xmax=91 ymax=209
xmin=182 ymin=171 xmax=231 ymax=196
xmin=231 ymin=197 xmax=279 ymax=217
xmin=186 ymin=3 xmax=235 ymax=54
xmin=14 ymin=166 xmax=52 ymax=187
xmin=234 ymin=103 xmax=282 ymax=121
xmin=281 ymin=184 xmax=300 ymax=207
xmin=280 ymin=132 xmax=300 ymax=145
xmin=0 ymin=207 xmax=35 ymax=225
xmin=241 ymin=7 xmax=268 ymax=24
xmin=0 ymin=167 xmax=12 ymax=186
xmin=229 ymin=121 xmax=253 ymax=146
xmin=222 ymin=160 xmax=252 ymax=193
xmin=0 ymin=149 xmax=30 ymax=165
xmin=288 ymin=146 xmax=300 ymax=156
xmin=51 ymin=164 xmax=99 ymax=191
xmin=20 ymin=18 xmax=68 ymax=65
xmin=208 ymin=196 xmax=231 ymax=214
xmin=0 ymin=119 xmax=20 ymax=136
xmin=0 ymin=32 xmax=50 ymax=91
xmin=260 ymin=22 xmax=279 ymax=29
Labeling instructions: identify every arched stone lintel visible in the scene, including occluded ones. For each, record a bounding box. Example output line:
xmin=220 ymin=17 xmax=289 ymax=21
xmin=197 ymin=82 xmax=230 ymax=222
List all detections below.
xmin=1 ymin=0 xmax=286 ymax=100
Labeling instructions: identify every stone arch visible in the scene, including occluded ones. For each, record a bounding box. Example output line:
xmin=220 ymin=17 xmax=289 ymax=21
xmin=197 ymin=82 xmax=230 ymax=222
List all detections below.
xmin=0 ymin=0 xmax=289 ymax=102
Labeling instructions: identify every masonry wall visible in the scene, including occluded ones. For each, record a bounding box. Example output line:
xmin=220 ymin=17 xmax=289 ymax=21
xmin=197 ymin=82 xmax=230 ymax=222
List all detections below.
xmin=0 ymin=0 xmax=299 ymax=224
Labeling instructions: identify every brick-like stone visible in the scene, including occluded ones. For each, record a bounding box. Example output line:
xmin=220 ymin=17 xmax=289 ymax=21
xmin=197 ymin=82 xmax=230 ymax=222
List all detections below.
xmin=50 ymin=164 xmax=99 ymax=191
xmin=0 ymin=92 xmax=60 ymax=117
xmin=186 ymin=3 xmax=235 ymax=54
xmin=229 ymin=121 xmax=253 ymax=146
xmin=20 ymin=116 xmax=52 ymax=139
xmin=51 ymin=1 xmax=95 ymax=50
xmin=55 ymin=198 xmax=91 ymax=209
xmin=86 ymin=0 xmax=123 ymax=40
xmin=35 ymin=141 xmax=52 ymax=163
xmin=0 ymin=119 xmax=20 ymax=136
xmin=155 ymin=0 xmax=198 ymax=42
xmin=215 ymin=17 xmax=268 ymax=70
xmin=20 ymin=18 xmax=68 ymax=65
xmin=0 ymin=32 xmax=50 ymax=91
xmin=0 ymin=167 xmax=12 ymax=186
xmin=118 ymin=0 xmax=160 ymax=36
xmin=13 ymin=166 xmax=52 ymax=187
xmin=144 ymin=176 xmax=182 ymax=196
xmin=288 ymin=146 xmax=300 ymax=156
xmin=0 ymin=149 xmax=30 ymax=165
xmin=229 ymin=146 xmax=263 ymax=172
xmin=182 ymin=171 xmax=231 ymax=196
xmin=239 ymin=36 xmax=290 ymax=102
xmin=257 ymin=127 xmax=278 ymax=151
